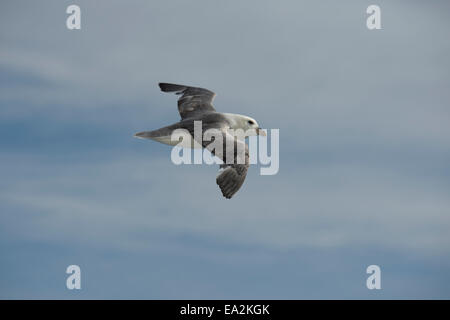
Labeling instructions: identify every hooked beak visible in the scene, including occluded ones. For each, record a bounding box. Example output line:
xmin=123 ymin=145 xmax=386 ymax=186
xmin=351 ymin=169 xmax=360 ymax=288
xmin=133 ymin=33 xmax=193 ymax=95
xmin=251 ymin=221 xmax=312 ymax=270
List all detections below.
xmin=257 ymin=128 xmax=267 ymax=136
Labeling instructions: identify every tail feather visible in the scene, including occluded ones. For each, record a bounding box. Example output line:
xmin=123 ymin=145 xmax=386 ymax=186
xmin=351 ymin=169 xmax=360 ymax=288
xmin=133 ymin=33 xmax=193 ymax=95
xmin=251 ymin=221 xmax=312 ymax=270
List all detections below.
xmin=134 ymin=130 xmax=159 ymax=139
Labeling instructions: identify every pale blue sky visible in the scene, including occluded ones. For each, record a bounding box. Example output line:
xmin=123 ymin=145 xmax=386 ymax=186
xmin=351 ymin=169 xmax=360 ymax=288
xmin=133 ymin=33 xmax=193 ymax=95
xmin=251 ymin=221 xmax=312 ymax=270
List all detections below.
xmin=1 ymin=0 xmax=449 ymax=298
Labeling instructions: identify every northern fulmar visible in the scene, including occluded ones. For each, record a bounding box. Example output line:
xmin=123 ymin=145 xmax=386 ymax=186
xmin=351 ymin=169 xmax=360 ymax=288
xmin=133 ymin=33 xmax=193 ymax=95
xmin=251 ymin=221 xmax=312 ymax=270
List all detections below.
xmin=134 ymin=83 xmax=266 ymax=199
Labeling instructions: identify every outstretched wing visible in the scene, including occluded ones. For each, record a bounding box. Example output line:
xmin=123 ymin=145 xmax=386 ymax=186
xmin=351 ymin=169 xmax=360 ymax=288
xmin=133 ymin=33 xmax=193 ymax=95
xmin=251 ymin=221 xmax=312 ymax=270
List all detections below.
xmin=159 ymin=83 xmax=216 ymax=120
xmin=216 ymin=163 xmax=249 ymax=199
xmin=202 ymin=129 xmax=249 ymax=199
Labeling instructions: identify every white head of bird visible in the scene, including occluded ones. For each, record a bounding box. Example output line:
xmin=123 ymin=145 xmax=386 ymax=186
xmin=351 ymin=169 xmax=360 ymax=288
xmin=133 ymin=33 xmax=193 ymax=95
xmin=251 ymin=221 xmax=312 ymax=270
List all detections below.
xmin=224 ymin=113 xmax=266 ymax=137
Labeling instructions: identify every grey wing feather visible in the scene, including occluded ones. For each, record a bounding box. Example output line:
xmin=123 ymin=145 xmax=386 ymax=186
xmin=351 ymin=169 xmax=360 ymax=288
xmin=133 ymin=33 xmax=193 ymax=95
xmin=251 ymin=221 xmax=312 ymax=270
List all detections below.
xmin=216 ymin=164 xmax=249 ymax=199
xmin=159 ymin=83 xmax=216 ymax=119
xmin=202 ymin=129 xmax=249 ymax=199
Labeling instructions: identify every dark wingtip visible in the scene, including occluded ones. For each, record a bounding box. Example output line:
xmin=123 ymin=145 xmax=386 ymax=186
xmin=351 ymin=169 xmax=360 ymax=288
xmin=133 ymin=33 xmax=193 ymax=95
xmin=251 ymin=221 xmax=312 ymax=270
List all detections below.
xmin=158 ymin=82 xmax=186 ymax=93
xmin=216 ymin=170 xmax=238 ymax=199
xmin=158 ymin=82 xmax=168 ymax=91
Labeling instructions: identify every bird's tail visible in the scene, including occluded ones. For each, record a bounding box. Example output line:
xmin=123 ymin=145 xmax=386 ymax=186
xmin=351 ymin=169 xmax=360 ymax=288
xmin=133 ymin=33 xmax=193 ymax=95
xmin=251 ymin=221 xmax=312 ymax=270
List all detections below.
xmin=134 ymin=130 xmax=159 ymax=139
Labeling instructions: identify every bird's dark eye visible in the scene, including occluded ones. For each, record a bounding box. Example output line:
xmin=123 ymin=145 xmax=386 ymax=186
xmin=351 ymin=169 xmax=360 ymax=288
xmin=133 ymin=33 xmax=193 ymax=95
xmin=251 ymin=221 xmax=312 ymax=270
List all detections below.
xmin=248 ymin=120 xmax=254 ymax=125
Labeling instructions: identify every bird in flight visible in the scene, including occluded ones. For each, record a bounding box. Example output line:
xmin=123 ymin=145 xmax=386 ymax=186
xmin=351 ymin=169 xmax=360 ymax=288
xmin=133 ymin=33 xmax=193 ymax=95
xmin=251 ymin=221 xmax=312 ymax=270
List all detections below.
xmin=134 ymin=83 xmax=266 ymax=199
